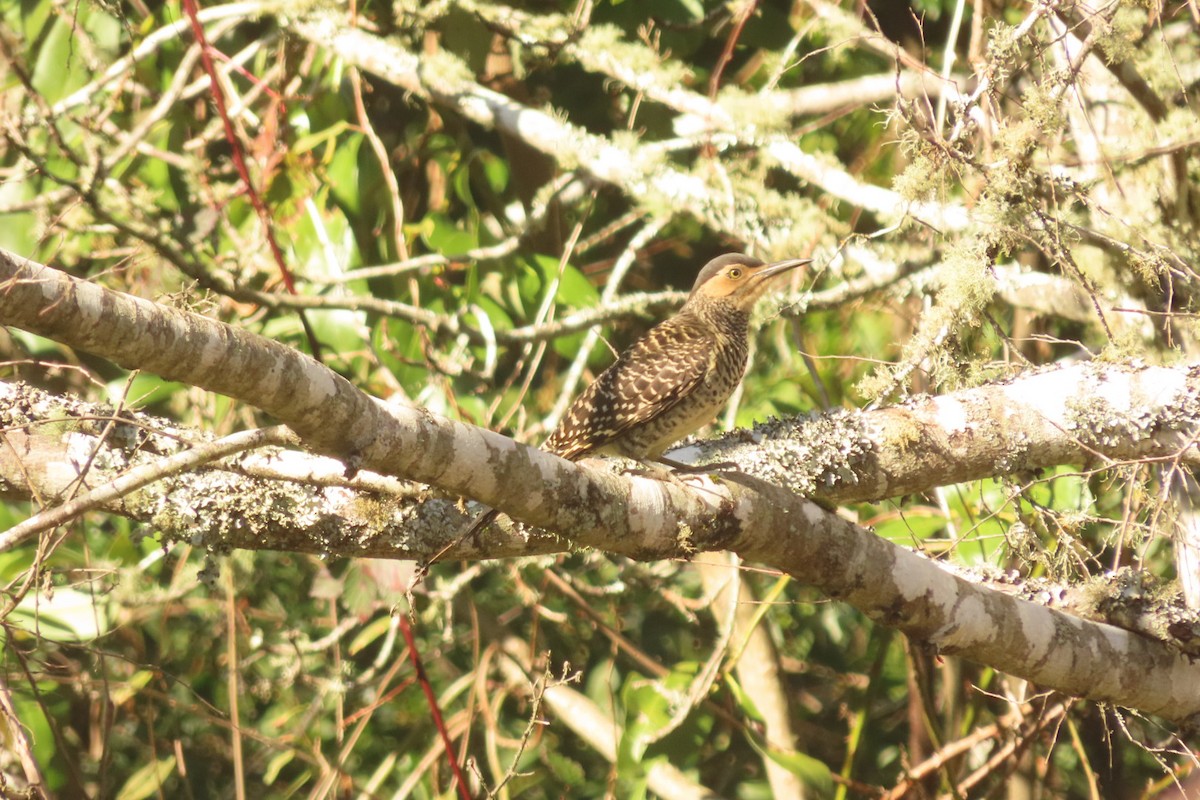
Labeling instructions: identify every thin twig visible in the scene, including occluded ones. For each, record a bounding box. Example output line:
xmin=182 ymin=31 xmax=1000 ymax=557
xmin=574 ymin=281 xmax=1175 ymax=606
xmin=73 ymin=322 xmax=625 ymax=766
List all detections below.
xmin=0 ymin=426 xmax=296 ymax=552
xmin=544 ymin=216 xmax=666 ymax=434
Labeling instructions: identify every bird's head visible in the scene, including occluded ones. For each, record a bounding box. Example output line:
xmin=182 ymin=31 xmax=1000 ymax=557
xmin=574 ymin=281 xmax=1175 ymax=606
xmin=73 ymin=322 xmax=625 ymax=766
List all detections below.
xmin=688 ymin=253 xmax=812 ymax=312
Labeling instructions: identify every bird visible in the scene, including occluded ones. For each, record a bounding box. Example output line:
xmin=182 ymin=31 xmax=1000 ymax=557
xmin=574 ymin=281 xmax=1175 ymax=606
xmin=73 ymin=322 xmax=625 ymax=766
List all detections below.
xmin=456 ymin=252 xmax=812 ymax=544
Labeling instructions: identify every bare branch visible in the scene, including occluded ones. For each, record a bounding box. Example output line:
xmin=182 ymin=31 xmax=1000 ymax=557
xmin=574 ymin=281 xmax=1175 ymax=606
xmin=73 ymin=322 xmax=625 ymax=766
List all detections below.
xmin=684 ymin=360 xmax=1200 ymax=505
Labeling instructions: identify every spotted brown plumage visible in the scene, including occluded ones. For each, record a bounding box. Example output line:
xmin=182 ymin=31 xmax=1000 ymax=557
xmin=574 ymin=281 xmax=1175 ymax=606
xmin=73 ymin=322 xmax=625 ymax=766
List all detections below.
xmin=541 ymin=318 xmax=718 ymax=460
xmin=543 ymin=253 xmax=811 ymax=461
xmin=457 ymin=252 xmax=812 ymax=543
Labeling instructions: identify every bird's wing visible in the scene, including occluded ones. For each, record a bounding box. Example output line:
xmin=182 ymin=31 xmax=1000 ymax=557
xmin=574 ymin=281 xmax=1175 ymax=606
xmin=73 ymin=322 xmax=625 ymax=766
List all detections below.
xmin=545 ymin=317 xmax=715 ymax=460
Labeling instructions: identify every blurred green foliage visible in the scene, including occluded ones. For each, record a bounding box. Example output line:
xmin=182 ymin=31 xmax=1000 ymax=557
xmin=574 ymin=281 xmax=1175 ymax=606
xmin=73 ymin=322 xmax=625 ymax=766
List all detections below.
xmin=1 ymin=0 xmax=1197 ymax=797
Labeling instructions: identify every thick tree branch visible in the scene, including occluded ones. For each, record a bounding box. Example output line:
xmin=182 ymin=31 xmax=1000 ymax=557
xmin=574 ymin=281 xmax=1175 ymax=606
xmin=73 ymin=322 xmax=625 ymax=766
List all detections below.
xmin=0 ymin=424 xmax=294 ymax=551
xmin=2 ymin=249 xmax=1200 ymax=721
xmin=0 ymin=248 xmax=715 ymax=559
xmin=685 ymin=361 xmax=1200 ymax=504
xmin=0 ymin=380 xmax=563 ymax=561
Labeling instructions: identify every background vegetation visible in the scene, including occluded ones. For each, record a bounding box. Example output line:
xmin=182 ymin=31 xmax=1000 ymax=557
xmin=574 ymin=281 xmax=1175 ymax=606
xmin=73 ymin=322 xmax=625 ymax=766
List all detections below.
xmin=1 ymin=0 xmax=1199 ymax=798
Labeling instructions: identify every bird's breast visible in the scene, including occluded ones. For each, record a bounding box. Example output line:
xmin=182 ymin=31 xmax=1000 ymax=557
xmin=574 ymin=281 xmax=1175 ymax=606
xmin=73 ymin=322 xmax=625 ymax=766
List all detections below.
xmin=620 ymin=336 xmax=749 ymax=459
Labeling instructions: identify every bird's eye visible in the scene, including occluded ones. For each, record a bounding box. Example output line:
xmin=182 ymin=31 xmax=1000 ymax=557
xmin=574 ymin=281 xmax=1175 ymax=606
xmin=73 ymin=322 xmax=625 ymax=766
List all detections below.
xmin=727 ymin=268 xmax=743 ymax=279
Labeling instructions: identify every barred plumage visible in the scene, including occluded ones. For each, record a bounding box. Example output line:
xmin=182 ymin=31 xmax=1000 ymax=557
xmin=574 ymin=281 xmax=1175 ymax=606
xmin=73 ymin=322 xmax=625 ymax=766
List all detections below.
xmin=542 ymin=316 xmax=725 ymax=460
xmin=458 ymin=252 xmax=811 ymax=542
xmin=542 ymin=253 xmax=810 ymax=461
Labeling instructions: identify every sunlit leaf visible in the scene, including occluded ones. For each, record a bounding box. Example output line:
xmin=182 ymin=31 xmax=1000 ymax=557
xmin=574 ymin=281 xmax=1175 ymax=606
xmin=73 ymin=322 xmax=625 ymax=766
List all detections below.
xmin=115 ymin=756 xmax=176 ymax=800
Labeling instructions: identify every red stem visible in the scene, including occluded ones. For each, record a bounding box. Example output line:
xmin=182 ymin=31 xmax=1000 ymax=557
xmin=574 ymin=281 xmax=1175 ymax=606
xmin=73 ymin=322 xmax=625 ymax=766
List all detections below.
xmin=397 ymin=613 xmax=473 ymax=800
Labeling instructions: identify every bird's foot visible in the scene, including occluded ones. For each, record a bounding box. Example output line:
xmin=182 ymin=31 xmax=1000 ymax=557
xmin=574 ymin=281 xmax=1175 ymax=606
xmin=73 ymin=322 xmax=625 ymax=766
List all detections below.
xmin=622 ymin=462 xmax=677 ymax=481
xmin=669 ymin=460 xmax=739 ymax=474
xmin=655 ymin=455 xmax=740 ymax=475
xmin=622 ymin=458 xmax=740 ymax=491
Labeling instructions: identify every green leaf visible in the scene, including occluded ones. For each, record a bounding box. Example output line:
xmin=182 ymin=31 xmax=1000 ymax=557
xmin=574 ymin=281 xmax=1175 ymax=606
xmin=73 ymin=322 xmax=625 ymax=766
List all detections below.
xmin=292 ymin=120 xmax=354 ymax=157
xmin=619 ymin=663 xmax=702 ymax=764
xmin=8 ymin=330 xmax=72 ymax=358
xmin=421 ymin=211 xmax=478 ymax=253
xmin=584 ymin=657 xmax=621 ymax=707
xmin=326 ymin=131 xmax=364 ymax=214
xmin=10 ymin=587 xmax=112 ymax=643
xmin=349 ymin=615 xmax=393 ymax=656
xmin=110 ymin=373 xmax=188 ymax=409
xmin=757 ymin=743 xmax=834 ymax=794
xmin=873 ymin=506 xmax=946 ymax=544
xmin=10 ymin=0 xmax=53 ymax=43
xmin=303 ymin=309 xmax=368 ymax=357
xmin=110 ymin=670 xmax=155 ymax=707
xmin=479 ymin=151 xmax=509 ymax=195
xmin=83 ymin=4 xmax=122 ymax=53
xmin=943 ymin=479 xmax=1017 ymax=565
xmin=0 ymin=547 xmax=33 ymax=583
xmin=5 ymin=695 xmax=56 ymax=774
xmin=676 ymin=0 xmax=706 ymax=21
xmin=544 ymin=751 xmax=587 ymax=787
xmin=555 ymin=259 xmax=600 ymax=309
xmin=263 ymin=750 xmax=294 ymax=786
xmin=115 ymin=756 xmax=176 ymax=800
xmin=31 ymin=14 xmax=90 ymax=103
xmin=724 ymin=673 xmax=764 ymax=723
xmin=0 ymin=165 xmax=37 ymax=253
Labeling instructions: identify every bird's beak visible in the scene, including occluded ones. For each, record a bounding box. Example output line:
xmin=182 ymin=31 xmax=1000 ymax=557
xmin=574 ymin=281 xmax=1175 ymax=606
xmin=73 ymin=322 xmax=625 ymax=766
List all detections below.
xmin=753 ymin=257 xmax=813 ymax=281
